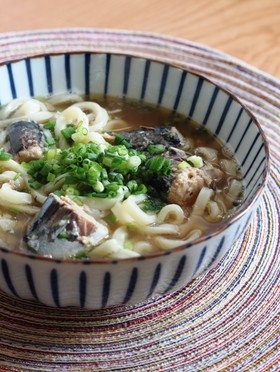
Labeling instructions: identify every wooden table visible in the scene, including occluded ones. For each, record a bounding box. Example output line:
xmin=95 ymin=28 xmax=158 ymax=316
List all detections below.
xmin=1 ymin=0 xmax=280 ymax=79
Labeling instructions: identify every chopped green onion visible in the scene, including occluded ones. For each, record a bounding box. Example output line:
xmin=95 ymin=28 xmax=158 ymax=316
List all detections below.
xmin=65 ymin=187 xmax=79 ymax=196
xmin=45 ymin=137 xmax=56 ymax=146
xmin=187 ymin=155 xmax=204 ymax=168
xmin=0 ymin=148 xmax=11 ymax=161
xmin=148 ymin=144 xmax=165 ymax=155
xmin=107 ymin=213 xmax=117 ymax=223
xmin=44 ymin=120 xmax=56 ymax=130
xmin=47 ymin=173 xmax=56 ymax=183
xmin=124 ymin=240 xmax=133 ymax=250
xmin=28 ymin=180 xmax=42 ymax=190
xmin=13 ymin=172 xmax=21 ymax=181
xmin=61 ymin=125 xmax=76 ymax=143
xmin=178 ymin=160 xmax=191 ymax=170
xmin=114 ymin=134 xmax=132 ymax=148
xmin=93 ymin=181 xmax=104 ymax=193
xmin=128 ymin=155 xmax=141 ymax=169
xmin=57 ymin=231 xmax=70 ymax=239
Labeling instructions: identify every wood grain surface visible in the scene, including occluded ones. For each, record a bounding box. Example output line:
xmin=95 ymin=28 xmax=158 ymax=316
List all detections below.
xmin=1 ymin=0 xmax=280 ymax=79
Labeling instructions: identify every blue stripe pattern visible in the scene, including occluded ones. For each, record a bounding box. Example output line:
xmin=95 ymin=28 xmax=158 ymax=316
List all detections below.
xmin=25 ymin=264 xmax=38 ymax=300
xmin=247 ymin=157 xmax=266 ymax=188
xmin=189 ymin=77 xmax=203 ymax=117
xmin=214 ymin=96 xmax=233 ymax=135
xmin=79 ymin=271 xmax=87 ymax=308
xmin=203 ymin=86 xmax=219 ymax=125
xmin=1 ymin=259 xmax=18 ymax=296
xmin=205 ymin=236 xmax=225 ymax=270
xmin=6 ymin=64 xmax=17 ymax=99
xmin=123 ymin=268 xmax=138 ymax=304
xmin=140 ymin=59 xmax=151 ymax=101
xmin=243 ymin=141 xmax=263 ymax=175
xmin=148 ymin=263 xmax=161 ymax=298
xmin=102 ymin=272 xmax=111 ymax=308
xmin=84 ymin=53 xmax=91 ymax=96
xmin=225 ymin=107 xmax=244 ymax=143
xmin=104 ymin=54 xmax=111 ymax=97
xmin=234 ymin=118 xmax=253 ymax=154
xmin=173 ymin=70 xmax=187 ymax=111
xmin=164 ymin=255 xmax=186 ymax=293
xmin=65 ymin=53 xmax=71 ymax=91
xmin=158 ymin=64 xmax=169 ymax=105
xmin=193 ymin=246 xmax=207 ymax=276
xmin=123 ymin=56 xmax=131 ymax=98
xmin=45 ymin=56 xmax=53 ymax=94
xmin=50 ymin=269 xmax=59 ymax=306
xmin=25 ymin=59 xmax=34 ymax=96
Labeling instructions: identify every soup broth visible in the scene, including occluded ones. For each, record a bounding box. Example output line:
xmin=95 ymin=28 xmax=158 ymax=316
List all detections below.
xmin=0 ymin=95 xmax=244 ymax=259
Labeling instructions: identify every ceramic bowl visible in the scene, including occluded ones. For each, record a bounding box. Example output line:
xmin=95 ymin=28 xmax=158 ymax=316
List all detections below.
xmin=0 ymin=52 xmax=269 ymax=309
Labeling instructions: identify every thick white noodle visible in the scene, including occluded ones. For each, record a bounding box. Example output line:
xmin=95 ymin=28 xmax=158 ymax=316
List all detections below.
xmin=82 ymin=192 xmax=124 ymax=211
xmin=157 ymin=204 xmax=185 ymax=224
xmin=73 ymin=102 xmax=109 ymax=131
xmin=28 ymin=111 xmax=54 ymax=122
xmin=112 ymin=227 xmax=127 ymax=244
xmin=133 ymin=241 xmax=157 ymax=254
xmin=192 ymin=187 xmax=214 ymax=216
xmin=195 ymin=147 xmax=218 ymax=162
xmin=154 ymin=229 xmax=202 ymax=250
xmin=0 ymin=159 xmax=27 ymax=174
xmin=0 ymin=170 xmax=18 ymax=182
xmin=12 ymin=99 xmax=48 ymax=118
xmin=55 ymin=106 xmax=89 ymax=148
xmin=46 ymin=93 xmax=83 ymax=106
xmin=206 ymin=200 xmax=222 ymax=221
xmin=0 ymin=183 xmax=32 ymax=204
xmin=112 ymin=195 xmax=156 ymax=226
xmin=88 ymin=238 xmax=122 ymax=258
xmin=88 ymin=237 xmax=140 ymax=258
xmin=143 ymin=224 xmax=179 ymax=235
xmin=109 ymin=248 xmax=140 ymax=259
xmin=0 ymin=98 xmax=26 ymax=119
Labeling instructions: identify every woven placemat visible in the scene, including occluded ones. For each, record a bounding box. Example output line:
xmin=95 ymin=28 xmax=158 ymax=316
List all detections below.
xmin=0 ymin=29 xmax=279 ymax=371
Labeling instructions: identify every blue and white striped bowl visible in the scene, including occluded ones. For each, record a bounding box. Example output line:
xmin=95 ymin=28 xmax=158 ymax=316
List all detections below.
xmin=0 ymin=52 xmax=270 ymax=309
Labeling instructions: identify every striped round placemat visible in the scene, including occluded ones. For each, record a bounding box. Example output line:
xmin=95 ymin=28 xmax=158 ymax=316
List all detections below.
xmin=0 ymin=29 xmax=279 ymax=371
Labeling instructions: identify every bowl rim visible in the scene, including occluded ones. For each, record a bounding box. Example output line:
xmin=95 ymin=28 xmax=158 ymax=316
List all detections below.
xmin=0 ymin=51 xmax=271 ymax=264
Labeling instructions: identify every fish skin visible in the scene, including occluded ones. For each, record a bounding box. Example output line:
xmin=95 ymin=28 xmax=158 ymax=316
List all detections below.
xmin=7 ymin=121 xmax=45 ymax=161
xmin=25 ymin=194 xmax=108 ymax=258
xmin=119 ymin=126 xmax=188 ymax=151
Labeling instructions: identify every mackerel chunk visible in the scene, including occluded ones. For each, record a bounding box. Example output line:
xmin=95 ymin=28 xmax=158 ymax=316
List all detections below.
xmin=120 ymin=127 xmax=189 ymax=151
xmin=7 ymin=121 xmax=45 ymax=162
xmin=25 ymin=194 xmax=108 ymax=258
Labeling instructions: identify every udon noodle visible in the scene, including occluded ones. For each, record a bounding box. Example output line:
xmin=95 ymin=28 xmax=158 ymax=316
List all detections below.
xmin=0 ymin=94 xmax=244 ymax=259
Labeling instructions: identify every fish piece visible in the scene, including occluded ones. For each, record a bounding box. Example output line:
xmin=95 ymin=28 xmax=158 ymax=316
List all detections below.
xmin=7 ymin=121 xmax=45 ymax=162
xmin=119 ymin=126 xmax=189 ymax=151
xmin=25 ymin=194 xmax=108 ymax=258
xmin=167 ymin=167 xmax=212 ymax=206
xmin=150 ymin=167 xmax=212 ymax=208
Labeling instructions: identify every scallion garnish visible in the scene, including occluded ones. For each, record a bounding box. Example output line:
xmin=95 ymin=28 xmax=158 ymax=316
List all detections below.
xmin=26 ymin=138 xmax=173 ymax=200
xmin=148 ymin=144 xmax=165 ymax=155
xmin=61 ymin=125 xmax=76 ymax=143
xmin=44 ymin=120 xmax=56 ymax=130
xmin=0 ymin=148 xmax=11 ymax=161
